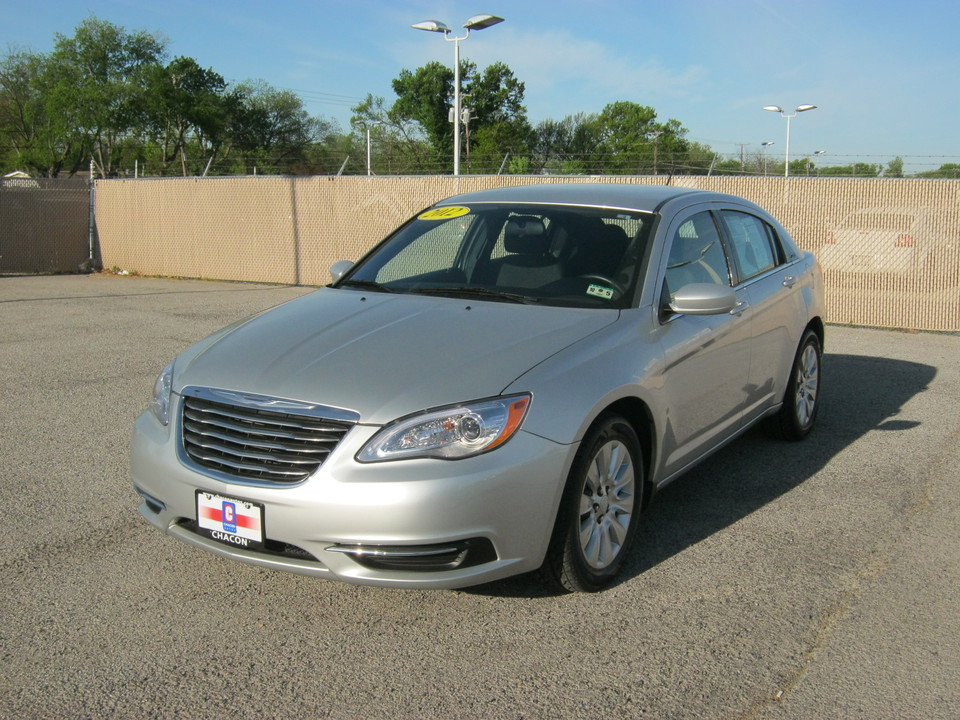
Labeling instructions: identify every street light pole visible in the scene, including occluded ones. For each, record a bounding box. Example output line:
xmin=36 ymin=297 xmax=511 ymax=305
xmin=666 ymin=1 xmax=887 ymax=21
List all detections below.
xmin=763 ymin=104 xmax=817 ymax=178
xmin=365 ymin=121 xmax=384 ymax=176
xmin=412 ymin=15 xmax=504 ymax=176
xmin=366 ymin=126 xmax=372 ymax=176
xmin=761 ymin=141 xmax=775 ymax=176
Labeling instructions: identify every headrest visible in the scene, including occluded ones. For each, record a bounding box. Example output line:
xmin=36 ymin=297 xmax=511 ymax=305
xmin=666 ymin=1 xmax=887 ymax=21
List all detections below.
xmin=504 ymin=216 xmax=549 ymax=254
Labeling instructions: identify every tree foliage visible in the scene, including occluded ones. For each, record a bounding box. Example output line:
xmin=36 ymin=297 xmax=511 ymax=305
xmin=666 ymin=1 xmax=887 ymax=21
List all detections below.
xmin=916 ymin=163 xmax=960 ymax=179
xmin=141 ymin=56 xmax=230 ymax=175
xmin=45 ymin=16 xmax=166 ymax=176
xmin=0 ymin=16 xmax=334 ymax=177
xmin=360 ymin=58 xmax=532 ymax=174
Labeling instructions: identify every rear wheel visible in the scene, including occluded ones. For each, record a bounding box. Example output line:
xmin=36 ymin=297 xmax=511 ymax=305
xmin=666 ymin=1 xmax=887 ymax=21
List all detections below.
xmin=767 ymin=329 xmax=822 ymax=440
xmin=540 ymin=415 xmax=643 ymax=592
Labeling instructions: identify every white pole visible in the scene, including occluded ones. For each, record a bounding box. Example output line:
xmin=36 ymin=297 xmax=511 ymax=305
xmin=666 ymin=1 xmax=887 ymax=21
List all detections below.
xmin=453 ymin=38 xmax=461 ymax=176
xmin=784 ymin=115 xmax=792 ymax=178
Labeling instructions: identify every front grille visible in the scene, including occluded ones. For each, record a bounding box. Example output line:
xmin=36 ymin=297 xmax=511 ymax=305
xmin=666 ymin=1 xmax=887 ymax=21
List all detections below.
xmin=180 ymin=392 xmax=353 ymax=484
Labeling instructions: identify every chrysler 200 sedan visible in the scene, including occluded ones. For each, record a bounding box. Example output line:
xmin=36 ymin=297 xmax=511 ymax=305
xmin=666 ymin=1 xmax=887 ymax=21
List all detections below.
xmin=132 ymin=183 xmax=824 ymax=592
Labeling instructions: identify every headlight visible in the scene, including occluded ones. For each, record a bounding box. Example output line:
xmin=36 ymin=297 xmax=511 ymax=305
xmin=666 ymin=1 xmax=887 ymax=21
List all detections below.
xmin=149 ymin=361 xmax=174 ymax=426
xmin=357 ymin=394 xmax=531 ymax=462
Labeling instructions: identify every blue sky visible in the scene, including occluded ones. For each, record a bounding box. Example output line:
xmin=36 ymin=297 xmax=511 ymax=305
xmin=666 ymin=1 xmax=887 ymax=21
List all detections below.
xmin=3 ymin=0 xmax=958 ymax=172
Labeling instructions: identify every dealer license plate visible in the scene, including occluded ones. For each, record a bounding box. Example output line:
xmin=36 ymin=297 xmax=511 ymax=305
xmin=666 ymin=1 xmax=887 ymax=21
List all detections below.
xmin=196 ymin=491 xmax=264 ymax=550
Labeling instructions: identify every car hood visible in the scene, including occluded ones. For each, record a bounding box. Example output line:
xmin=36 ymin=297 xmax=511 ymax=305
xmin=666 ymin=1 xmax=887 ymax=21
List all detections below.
xmin=172 ymin=288 xmax=618 ymax=425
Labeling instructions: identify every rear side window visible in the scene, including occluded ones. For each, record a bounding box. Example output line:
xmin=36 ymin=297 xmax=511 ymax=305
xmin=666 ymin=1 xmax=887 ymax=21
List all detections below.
xmin=720 ymin=211 xmax=782 ymax=281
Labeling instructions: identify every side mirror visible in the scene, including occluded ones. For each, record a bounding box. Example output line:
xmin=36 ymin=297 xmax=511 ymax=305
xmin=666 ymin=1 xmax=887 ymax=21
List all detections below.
xmin=669 ymin=283 xmax=738 ymax=315
xmin=329 ymin=260 xmax=354 ymax=284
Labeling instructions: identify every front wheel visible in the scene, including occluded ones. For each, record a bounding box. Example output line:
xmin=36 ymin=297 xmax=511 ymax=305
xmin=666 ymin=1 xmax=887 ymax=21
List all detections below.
xmin=767 ymin=329 xmax=822 ymax=440
xmin=540 ymin=415 xmax=643 ymax=593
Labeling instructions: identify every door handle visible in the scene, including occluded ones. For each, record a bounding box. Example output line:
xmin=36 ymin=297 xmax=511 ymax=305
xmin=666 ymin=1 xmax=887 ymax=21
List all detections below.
xmin=730 ymin=301 xmax=748 ymax=317
xmin=782 ymin=275 xmax=798 ymax=288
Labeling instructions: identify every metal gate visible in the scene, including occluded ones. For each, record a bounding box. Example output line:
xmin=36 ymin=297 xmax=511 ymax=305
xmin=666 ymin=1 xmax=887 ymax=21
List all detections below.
xmin=0 ymin=176 xmax=92 ymax=274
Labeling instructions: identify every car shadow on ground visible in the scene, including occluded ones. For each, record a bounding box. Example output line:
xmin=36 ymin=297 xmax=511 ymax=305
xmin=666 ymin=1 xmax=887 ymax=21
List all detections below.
xmin=464 ymin=352 xmax=936 ymax=598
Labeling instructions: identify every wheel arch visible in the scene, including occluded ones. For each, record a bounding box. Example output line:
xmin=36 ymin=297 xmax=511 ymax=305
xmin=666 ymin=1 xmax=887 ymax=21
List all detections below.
xmin=806 ymin=316 xmax=825 ymax=352
xmin=594 ymin=397 xmax=657 ymax=510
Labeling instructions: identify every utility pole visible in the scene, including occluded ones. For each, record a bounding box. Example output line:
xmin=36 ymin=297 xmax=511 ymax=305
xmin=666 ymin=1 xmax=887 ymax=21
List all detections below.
xmin=736 ymin=143 xmax=749 ymax=173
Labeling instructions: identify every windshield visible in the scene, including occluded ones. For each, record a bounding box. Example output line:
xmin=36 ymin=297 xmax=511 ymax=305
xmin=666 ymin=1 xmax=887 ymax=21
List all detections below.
xmin=337 ymin=203 xmax=655 ymax=309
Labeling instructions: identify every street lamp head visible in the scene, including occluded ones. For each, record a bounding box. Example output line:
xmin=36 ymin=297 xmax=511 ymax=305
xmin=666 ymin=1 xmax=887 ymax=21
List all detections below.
xmin=762 ymin=141 xmax=775 ymax=147
xmin=796 ymin=104 xmax=817 ymax=112
xmin=763 ymin=105 xmax=784 ymax=113
xmin=411 ymin=20 xmax=451 ymax=33
xmin=463 ymin=14 xmax=504 ymax=30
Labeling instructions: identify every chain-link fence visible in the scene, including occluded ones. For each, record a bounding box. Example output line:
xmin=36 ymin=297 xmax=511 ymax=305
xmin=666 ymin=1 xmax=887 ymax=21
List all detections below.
xmin=90 ymin=175 xmax=960 ymax=332
xmin=0 ymin=177 xmax=92 ymax=274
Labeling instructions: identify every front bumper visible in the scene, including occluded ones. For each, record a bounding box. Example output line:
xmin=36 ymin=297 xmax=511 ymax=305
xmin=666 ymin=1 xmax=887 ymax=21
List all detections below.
xmin=131 ymin=407 xmax=573 ymax=589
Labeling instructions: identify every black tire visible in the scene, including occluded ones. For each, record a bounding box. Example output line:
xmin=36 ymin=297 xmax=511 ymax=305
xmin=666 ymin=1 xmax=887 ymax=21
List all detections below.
xmin=767 ymin=329 xmax=822 ymax=441
xmin=540 ymin=415 xmax=644 ymax=593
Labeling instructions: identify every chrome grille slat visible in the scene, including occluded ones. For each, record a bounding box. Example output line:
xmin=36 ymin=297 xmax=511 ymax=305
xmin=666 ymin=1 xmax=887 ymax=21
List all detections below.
xmin=183 ymin=405 xmax=347 ymax=434
xmin=182 ymin=411 xmax=342 ymax=443
xmin=187 ymin=438 xmax=326 ymax=465
xmin=180 ymin=393 xmax=353 ymax=484
xmin=182 ymin=421 xmax=333 ymax=454
xmin=187 ymin=452 xmax=307 ymax=477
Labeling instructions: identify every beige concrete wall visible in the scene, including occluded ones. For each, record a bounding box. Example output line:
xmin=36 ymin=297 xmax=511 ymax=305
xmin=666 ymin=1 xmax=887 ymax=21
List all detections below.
xmin=94 ymin=175 xmax=960 ymax=331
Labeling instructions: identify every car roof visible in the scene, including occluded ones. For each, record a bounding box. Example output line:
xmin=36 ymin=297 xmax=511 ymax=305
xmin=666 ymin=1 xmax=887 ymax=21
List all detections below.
xmin=437 ymin=182 xmax=741 ymax=214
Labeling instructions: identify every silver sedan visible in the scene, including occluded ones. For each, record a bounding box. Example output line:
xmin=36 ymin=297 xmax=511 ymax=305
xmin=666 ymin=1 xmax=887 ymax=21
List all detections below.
xmin=131 ymin=183 xmax=825 ymax=592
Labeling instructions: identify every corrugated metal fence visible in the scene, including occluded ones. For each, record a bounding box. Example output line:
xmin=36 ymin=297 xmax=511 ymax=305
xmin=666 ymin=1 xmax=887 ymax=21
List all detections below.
xmin=93 ymin=175 xmax=960 ymax=331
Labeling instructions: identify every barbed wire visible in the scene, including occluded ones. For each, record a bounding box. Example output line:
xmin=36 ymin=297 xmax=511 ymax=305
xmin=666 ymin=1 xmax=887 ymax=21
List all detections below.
xmin=9 ymin=140 xmax=960 ymax=178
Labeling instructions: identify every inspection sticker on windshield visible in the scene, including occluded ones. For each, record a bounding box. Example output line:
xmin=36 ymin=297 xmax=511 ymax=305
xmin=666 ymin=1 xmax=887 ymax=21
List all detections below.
xmin=587 ymin=284 xmax=615 ymax=300
xmin=197 ymin=491 xmax=264 ymax=549
xmin=419 ymin=206 xmax=470 ymax=220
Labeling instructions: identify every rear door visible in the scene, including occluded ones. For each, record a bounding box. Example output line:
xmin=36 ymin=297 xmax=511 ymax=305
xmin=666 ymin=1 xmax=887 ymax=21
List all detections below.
xmin=717 ymin=208 xmax=807 ymax=423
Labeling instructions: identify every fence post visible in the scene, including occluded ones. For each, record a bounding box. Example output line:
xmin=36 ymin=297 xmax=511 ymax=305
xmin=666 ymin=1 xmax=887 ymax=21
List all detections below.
xmin=86 ymin=161 xmax=97 ymax=271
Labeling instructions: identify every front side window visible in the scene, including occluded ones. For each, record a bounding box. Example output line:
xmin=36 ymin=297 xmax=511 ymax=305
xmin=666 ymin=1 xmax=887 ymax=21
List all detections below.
xmin=338 ymin=203 xmax=654 ymax=309
xmin=664 ymin=212 xmax=731 ymax=300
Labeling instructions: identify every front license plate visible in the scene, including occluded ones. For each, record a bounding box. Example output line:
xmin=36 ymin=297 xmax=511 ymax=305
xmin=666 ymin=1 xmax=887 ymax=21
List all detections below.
xmin=196 ymin=491 xmax=264 ymax=550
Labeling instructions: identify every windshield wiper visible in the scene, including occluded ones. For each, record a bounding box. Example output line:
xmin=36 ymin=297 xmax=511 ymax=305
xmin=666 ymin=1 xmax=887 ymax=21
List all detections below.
xmin=409 ymin=286 xmax=539 ymax=304
xmin=338 ymin=279 xmax=398 ymax=293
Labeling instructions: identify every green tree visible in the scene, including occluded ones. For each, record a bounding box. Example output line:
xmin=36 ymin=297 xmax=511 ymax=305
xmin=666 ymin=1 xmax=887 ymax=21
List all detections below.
xmin=141 ymin=56 xmax=230 ymax=176
xmin=0 ymin=51 xmax=52 ymax=173
xmin=591 ymin=102 xmax=689 ymax=174
xmin=390 ymin=61 xmax=454 ymax=164
xmin=227 ymin=80 xmax=329 ymax=173
xmin=462 ymin=61 xmax=531 ymax=172
xmin=916 ymin=163 xmax=960 ymax=179
xmin=350 ymin=93 xmax=438 ymax=174
xmin=532 ymin=113 xmax=601 ymax=174
xmin=885 ymin=156 xmax=904 ymax=178
xmin=44 ymin=16 xmax=167 ymax=176
xmin=386 ymin=59 xmax=532 ymax=173
xmin=818 ymin=162 xmax=881 ymax=177
xmin=683 ymin=142 xmax=721 ymax=175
